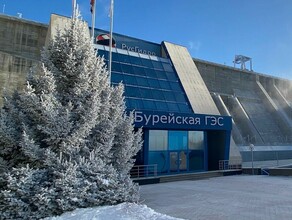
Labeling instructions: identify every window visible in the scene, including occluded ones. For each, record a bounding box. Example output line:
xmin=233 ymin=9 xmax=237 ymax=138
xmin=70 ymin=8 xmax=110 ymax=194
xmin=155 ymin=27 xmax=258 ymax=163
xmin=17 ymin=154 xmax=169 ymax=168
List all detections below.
xmin=174 ymin=93 xmax=186 ymax=102
xmin=147 ymin=78 xmax=160 ymax=89
xmin=151 ymin=90 xmax=165 ymax=100
xmin=159 ymin=80 xmax=171 ymax=90
xmin=125 ymin=86 xmax=139 ymax=97
xmin=152 ymin=60 xmax=163 ymax=70
xmin=15 ymin=32 xmax=21 ymax=44
xmin=123 ymin=75 xmax=137 ymax=85
xmin=132 ymin=66 xmax=146 ymax=77
xmin=178 ymin=104 xmax=191 ymax=113
xmin=140 ymin=88 xmax=153 ymax=99
xmin=156 ymin=70 xmax=167 ymax=80
xmin=119 ymin=54 xmax=131 ymax=63
xmin=144 ymin=68 xmax=157 ymax=78
xmin=149 ymin=130 xmax=168 ymax=151
xmin=142 ymin=100 xmax=156 ymax=110
xmin=167 ymin=102 xmax=179 ymax=112
xmin=98 ymin=50 xmax=108 ymax=60
xmin=111 ymin=72 xmax=124 ymax=83
xmin=112 ymin=62 xmax=122 ymax=72
xmin=163 ymin=91 xmax=176 ymax=102
xmin=141 ymin=58 xmax=153 ymax=68
xmin=136 ymin=77 xmax=149 ymax=87
xmin=168 ymin=131 xmax=188 ymax=150
xmin=155 ymin=101 xmax=169 ymax=111
xmin=166 ymin=72 xmax=177 ymax=81
xmin=148 ymin=151 xmax=168 ymax=173
xmin=188 ymin=131 xmax=204 ymax=150
xmin=127 ymin=98 xmax=144 ymax=109
xmin=162 ymin=62 xmax=173 ymax=72
xmin=21 ymin=33 xmax=27 ymax=45
xmin=121 ymin=64 xmax=134 ymax=74
xmin=27 ymin=34 xmax=38 ymax=47
xmin=170 ymin=82 xmax=182 ymax=91
xmin=130 ymin=56 xmax=142 ymax=66
xmin=13 ymin=57 xmax=22 ymax=73
xmin=112 ymin=52 xmax=120 ymax=61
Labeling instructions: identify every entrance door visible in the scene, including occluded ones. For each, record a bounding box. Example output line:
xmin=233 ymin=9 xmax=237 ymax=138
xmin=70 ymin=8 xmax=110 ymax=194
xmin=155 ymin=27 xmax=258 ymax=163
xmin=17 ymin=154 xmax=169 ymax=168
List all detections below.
xmin=169 ymin=151 xmax=187 ymax=172
xmin=179 ymin=151 xmax=187 ymax=170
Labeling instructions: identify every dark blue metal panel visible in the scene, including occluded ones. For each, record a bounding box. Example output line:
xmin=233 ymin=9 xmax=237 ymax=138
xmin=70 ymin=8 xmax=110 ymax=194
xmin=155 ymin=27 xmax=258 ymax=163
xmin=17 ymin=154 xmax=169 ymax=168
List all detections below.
xmin=144 ymin=130 xmax=149 ymax=166
xmin=204 ymin=131 xmax=208 ymax=171
xmin=224 ymin=131 xmax=231 ymax=160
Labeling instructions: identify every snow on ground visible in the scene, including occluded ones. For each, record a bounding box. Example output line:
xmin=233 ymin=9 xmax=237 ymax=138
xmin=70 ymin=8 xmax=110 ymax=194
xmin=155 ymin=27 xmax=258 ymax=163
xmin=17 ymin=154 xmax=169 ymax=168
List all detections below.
xmin=43 ymin=202 xmax=182 ymax=220
xmin=43 ymin=175 xmax=292 ymax=220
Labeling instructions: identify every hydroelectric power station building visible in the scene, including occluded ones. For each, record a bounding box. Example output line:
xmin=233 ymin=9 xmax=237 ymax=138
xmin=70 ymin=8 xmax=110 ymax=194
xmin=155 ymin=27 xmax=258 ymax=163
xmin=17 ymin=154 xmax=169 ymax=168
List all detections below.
xmin=0 ymin=14 xmax=292 ymax=176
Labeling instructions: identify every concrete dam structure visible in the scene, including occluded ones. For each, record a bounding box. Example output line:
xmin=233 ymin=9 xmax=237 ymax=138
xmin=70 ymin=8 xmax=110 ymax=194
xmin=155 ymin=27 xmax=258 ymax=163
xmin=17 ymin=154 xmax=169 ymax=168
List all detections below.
xmin=0 ymin=13 xmax=291 ymax=166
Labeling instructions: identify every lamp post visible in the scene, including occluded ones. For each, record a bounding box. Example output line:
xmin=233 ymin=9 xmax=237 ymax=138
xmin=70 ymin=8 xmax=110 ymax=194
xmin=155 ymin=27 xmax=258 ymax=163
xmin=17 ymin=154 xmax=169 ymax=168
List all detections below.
xmin=249 ymin=144 xmax=254 ymax=175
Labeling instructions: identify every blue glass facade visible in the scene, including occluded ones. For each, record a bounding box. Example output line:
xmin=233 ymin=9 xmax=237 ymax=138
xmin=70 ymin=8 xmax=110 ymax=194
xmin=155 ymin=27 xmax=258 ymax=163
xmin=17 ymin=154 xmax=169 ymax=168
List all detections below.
xmin=94 ymin=29 xmax=232 ymax=176
xmin=96 ymin=45 xmax=193 ymax=114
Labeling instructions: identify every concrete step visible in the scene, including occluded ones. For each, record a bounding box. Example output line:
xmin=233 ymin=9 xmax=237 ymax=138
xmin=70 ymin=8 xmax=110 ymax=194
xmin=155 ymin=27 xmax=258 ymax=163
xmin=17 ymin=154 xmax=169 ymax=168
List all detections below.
xmin=133 ymin=170 xmax=242 ymax=185
xmin=159 ymin=171 xmax=223 ymax=183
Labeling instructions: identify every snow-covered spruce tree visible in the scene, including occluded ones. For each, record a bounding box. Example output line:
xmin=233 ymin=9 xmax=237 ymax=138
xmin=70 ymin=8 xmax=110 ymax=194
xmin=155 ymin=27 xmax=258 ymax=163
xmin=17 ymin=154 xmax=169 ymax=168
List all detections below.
xmin=0 ymin=9 xmax=142 ymax=220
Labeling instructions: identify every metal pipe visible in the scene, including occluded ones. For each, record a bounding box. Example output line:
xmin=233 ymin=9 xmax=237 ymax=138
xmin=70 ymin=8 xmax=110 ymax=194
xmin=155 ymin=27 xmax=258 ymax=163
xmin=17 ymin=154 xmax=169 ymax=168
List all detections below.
xmin=91 ymin=0 xmax=96 ymax=43
xmin=249 ymin=144 xmax=254 ymax=175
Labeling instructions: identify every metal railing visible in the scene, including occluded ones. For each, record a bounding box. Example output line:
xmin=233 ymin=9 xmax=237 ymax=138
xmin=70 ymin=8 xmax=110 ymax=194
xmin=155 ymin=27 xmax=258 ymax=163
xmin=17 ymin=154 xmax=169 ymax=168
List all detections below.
xmin=261 ymin=168 xmax=270 ymax=175
xmin=219 ymin=160 xmax=242 ymax=170
xmin=130 ymin=164 xmax=158 ymax=179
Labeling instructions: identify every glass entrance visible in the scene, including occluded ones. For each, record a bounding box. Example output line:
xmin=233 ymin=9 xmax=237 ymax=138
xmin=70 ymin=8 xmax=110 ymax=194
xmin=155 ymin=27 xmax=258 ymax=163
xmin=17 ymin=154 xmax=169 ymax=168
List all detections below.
xmin=148 ymin=130 xmax=206 ymax=174
xmin=169 ymin=151 xmax=187 ymax=172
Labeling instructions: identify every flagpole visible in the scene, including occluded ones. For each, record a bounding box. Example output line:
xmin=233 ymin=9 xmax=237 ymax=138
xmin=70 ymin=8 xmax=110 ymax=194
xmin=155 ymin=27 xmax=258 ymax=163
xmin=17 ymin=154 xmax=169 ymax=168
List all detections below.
xmin=72 ymin=0 xmax=76 ymax=17
xmin=108 ymin=0 xmax=114 ymax=82
xmin=91 ymin=0 xmax=96 ymax=43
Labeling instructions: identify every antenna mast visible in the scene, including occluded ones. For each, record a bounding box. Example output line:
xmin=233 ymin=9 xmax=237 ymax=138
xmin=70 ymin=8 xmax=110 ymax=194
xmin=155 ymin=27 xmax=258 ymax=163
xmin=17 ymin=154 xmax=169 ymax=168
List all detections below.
xmin=233 ymin=55 xmax=253 ymax=71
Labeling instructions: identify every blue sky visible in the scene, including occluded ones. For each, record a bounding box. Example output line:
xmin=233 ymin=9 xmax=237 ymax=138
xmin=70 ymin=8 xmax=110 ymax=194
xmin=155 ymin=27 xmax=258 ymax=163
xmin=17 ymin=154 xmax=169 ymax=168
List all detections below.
xmin=1 ymin=0 xmax=292 ymax=79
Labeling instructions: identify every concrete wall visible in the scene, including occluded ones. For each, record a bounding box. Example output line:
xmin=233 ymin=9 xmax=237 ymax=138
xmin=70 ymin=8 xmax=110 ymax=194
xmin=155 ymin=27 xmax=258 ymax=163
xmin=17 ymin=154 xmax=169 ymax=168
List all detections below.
xmin=194 ymin=59 xmax=258 ymax=95
xmin=0 ymin=14 xmax=47 ymax=106
xmin=45 ymin=14 xmax=77 ymax=46
xmin=194 ymin=58 xmax=292 ymax=147
xmin=163 ymin=42 xmax=220 ymax=115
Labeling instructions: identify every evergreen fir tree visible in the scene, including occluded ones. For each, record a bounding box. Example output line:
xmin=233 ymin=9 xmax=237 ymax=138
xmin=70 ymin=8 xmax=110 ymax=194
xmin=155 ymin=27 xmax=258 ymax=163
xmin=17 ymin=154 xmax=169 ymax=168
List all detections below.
xmin=0 ymin=9 xmax=142 ymax=219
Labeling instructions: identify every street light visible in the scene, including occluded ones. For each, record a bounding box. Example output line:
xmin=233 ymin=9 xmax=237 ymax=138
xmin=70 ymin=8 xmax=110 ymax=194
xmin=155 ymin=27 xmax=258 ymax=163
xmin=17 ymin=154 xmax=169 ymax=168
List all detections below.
xmin=249 ymin=144 xmax=254 ymax=175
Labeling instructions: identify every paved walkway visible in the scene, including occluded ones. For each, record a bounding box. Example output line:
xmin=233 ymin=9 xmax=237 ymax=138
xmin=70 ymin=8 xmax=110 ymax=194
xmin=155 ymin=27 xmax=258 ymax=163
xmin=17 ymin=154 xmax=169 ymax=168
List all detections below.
xmin=140 ymin=175 xmax=292 ymax=220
